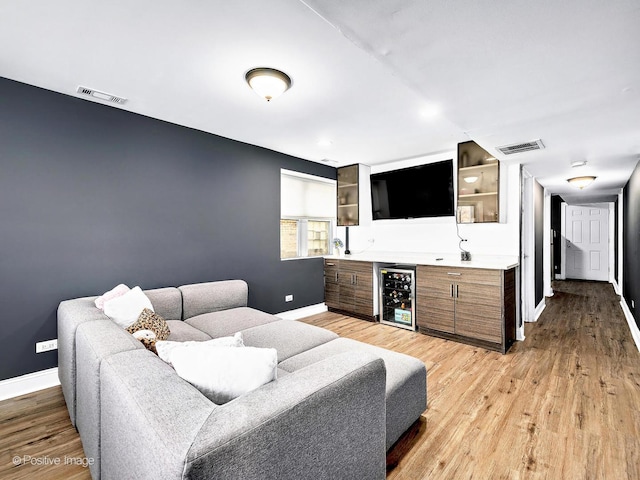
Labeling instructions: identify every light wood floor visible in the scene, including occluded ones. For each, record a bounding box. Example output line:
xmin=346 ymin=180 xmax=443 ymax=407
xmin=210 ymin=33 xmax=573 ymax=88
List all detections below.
xmin=1 ymin=280 xmax=638 ymax=479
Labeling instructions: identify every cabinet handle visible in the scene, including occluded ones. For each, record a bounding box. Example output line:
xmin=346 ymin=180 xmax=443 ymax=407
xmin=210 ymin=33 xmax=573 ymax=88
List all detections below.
xmin=455 ymin=285 xmax=459 ymax=298
xmin=450 ymin=284 xmax=454 ymax=297
xmin=447 ymin=272 xmax=461 ymax=276
xmin=326 ymin=262 xmax=335 ymax=266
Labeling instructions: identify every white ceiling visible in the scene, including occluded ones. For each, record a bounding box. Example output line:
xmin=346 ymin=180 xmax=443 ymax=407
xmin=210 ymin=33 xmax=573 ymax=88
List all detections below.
xmin=1 ymin=0 xmax=639 ymax=203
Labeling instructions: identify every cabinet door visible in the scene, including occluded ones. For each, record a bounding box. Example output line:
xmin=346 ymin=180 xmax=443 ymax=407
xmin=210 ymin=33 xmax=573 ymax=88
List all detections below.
xmin=324 ymin=260 xmax=340 ymax=310
xmin=454 ymin=281 xmax=503 ymax=343
xmin=337 ymin=165 xmax=359 ymax=226
xmin=457 ymin=140 xmax=500 ymax=223
xmin=416 ymin=266 xmax=455 ymax=333
xmin=338 ymin=261 xmax=372 ymax=316
xmin=352 ymin=262 xmax=373 ymax=317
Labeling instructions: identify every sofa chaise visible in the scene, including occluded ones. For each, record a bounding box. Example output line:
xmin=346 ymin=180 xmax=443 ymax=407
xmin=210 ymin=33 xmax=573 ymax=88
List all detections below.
xmin=58 ymin=280 xmax=427 ymax=480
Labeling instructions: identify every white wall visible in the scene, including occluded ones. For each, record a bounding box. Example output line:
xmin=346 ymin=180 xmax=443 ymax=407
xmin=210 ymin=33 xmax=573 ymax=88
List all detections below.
xmin=338 ymin=151 xmax=521 ymax=258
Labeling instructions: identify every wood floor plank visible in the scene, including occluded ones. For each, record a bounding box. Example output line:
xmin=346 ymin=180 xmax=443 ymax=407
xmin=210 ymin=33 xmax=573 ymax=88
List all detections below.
xmin=0 ymin=280 xmax=638 ymax=479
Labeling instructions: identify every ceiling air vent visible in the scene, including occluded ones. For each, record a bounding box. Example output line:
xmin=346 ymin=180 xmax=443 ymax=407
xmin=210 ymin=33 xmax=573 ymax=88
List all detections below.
xmin=76 ymin=86 xmax=127 ymax=105
xmin=496 ymin=139 xmax=544 ymax=155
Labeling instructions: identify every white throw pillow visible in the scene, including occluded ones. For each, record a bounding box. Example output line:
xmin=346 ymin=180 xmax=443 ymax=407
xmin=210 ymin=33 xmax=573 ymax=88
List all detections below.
xmin=156 ymin=332 xmax=244 ymax=367
xmin=170 ymin=344 xmax=277 ymax=404
xmin=103 ymin=286 xmax=153 ymax=328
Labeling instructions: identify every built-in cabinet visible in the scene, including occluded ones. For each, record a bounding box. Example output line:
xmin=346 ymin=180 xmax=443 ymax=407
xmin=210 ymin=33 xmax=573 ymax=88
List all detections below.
xmin=416 ymin=265 xmax=516 ymax=353
xmin=324 ymin=257 xmax=517 ymax=353
xmin=337 ymin=164 xmax=359 ymax=226
xmin=324 ymin=259 xmax=374 ymax=320
xmin=457 ymin=141 xmax=500 ymax=223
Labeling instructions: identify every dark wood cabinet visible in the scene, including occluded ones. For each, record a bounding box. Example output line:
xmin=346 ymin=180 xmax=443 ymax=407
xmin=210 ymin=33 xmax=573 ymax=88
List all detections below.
xmin=324 ymin=259 xmax=374 ymax=320
xmin=416 ymin=265 xmax=516 ymax=353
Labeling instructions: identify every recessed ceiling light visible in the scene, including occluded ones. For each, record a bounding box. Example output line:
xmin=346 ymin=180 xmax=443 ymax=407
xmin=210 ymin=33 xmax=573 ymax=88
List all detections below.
xmin=419 ymin=104 xmax=440 ymax=119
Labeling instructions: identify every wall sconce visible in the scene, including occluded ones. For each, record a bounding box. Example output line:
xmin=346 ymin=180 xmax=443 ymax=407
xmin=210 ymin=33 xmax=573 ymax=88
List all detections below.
xmin=245 ymin=67 xmax=292 ymax=102
xmin=567 ymin=176 xmax=596 ymax=189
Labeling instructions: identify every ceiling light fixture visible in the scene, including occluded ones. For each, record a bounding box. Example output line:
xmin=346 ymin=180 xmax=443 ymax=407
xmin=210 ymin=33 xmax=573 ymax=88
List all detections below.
xmin=567 ymin=176 xmax=596 ymax=189
xmin=245 ymin=67 xmax=291 ymax=102
xmin=463 ymin=176 xmax=479 ymax=184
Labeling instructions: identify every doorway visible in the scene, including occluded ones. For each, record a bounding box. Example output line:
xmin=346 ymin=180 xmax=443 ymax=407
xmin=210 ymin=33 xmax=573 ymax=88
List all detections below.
xmin=561 ymin=203 xmax=610 ymax=281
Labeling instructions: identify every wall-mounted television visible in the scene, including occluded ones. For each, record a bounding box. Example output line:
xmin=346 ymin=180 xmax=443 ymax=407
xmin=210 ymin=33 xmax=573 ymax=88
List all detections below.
xmin=370 ymin=160 xmax=454 ymax=220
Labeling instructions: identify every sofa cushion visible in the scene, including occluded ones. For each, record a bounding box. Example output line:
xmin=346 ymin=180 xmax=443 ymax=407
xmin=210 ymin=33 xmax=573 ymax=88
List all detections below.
xmin=144 ymin=286 xmax=182 ymax=321
xmin=185 ymin=307 xmax=279 ymax=339
xmin=169 ymin=345 xmax=278 ymax=405
xmin=179 ymin=280 xmax=248 ymax=319
xmin=279 ymin=337 xmax=427 ymax=450
xmin=241 ymin=319 xmax=339 ymax=362
xmin=104 ymin=286 xmax=154 ymax=328
xmin=75 ymin=319 xmax=145 ymax=479
xmin=165 ymin=320 xmax=212 ymax=342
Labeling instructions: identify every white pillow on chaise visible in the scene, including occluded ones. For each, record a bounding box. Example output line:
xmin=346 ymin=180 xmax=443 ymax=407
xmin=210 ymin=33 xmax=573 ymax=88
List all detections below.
xmin=166 ymin=342 xmax=277 ymax=404
xmin=155 ymin=332 xmax=244 ymax=366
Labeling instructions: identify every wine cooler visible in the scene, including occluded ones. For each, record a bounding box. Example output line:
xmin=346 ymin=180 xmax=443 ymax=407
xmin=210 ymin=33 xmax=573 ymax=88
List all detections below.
xmin=379 ymin=265 xmax=416 ymax=331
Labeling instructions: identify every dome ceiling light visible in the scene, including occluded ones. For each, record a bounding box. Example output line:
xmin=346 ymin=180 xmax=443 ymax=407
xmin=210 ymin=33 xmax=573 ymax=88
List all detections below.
xmin=567 ymin=160 xmax=596 ymax=189
xmin=567 ymin=176 xmax=597 ymax=189
xmin=245 ymin=67 xmax=292 ymax=102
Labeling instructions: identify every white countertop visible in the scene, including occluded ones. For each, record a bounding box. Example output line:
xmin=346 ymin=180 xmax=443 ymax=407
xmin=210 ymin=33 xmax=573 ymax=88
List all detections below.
xmin=325 ymin=251 xmax=519 ymax=270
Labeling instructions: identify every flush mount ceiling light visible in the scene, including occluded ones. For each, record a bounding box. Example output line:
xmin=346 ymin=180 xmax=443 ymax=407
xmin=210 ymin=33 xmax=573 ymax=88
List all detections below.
xmin=245 ymin=67 xmax=291 ymax=102
xmin=567 ymin=176 xmax=597 ymax=189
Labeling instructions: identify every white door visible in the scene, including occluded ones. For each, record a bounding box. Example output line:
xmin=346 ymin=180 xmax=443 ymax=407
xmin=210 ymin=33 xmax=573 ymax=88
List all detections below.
xmin=564 ymin=204 xmax=609 ymax=281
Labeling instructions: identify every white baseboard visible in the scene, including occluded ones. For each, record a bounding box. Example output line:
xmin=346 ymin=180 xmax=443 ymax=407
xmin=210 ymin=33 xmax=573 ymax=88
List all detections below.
xmin=534 ymin=298 xmax=546 ymax=322
xmin=620 ymin=297 xmax=640 ymax=352
xmin=0 ymin=367 xmax=60 ymax=402
xmin=277 ymin=303 xmax=328 ymax=320
xmin=612 ymin=279 xmax=621 ymax=295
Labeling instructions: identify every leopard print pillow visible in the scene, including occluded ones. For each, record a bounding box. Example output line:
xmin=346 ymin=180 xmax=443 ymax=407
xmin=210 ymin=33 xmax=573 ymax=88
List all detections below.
xmin=127 ymin=308 xmax=170 ymax=352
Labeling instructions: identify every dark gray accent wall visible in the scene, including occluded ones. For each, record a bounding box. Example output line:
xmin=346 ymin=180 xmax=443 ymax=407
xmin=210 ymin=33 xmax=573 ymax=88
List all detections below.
xmin=550 ymin=195 xmax=563 ymax=279
xmin=0 ymin=77 xmax=335 ymax=381
xmin=533 ymin=179 xmax=544 ymax=306
xmin=623 ymin=160 xmax=640 ymax=327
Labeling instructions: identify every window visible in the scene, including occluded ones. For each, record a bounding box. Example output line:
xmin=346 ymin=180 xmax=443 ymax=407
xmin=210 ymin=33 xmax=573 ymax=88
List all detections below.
xmin=281 ymin=170 xmax=336 ymax=259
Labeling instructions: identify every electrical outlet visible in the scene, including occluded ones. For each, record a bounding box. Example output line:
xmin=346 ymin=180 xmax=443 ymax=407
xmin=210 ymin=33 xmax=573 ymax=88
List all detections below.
xmin=36 ymin=339 xmax=57 ymax=353
xmin=285 ymin=294 xmax=294 ymax=302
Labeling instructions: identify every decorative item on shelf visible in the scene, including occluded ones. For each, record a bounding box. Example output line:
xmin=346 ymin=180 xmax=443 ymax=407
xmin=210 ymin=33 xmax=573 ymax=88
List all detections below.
xmin=463 ymin=175 xmax=479 ymax=184
xmin=457 ymin=206 xmax=474 ymax=223
xmin=333 ymin=238 xmax=344 ymax=257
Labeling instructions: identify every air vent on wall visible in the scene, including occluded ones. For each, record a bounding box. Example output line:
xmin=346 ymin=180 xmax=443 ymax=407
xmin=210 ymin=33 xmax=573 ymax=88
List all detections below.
xmin=76 ymin=86 xmax=127 ymax=104
xmin=496 ymin=139 xmax=544 ymax=155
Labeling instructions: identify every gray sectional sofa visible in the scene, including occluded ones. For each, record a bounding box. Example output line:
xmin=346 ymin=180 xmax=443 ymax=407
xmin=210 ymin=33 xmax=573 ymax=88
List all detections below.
xmin=58 ymin=280 xmax=427 ymax=480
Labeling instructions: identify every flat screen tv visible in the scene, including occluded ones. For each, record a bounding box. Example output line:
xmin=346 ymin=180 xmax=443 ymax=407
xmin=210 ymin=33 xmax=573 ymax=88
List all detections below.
xmin=370 ymin=160 xmax=454 ymax=220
